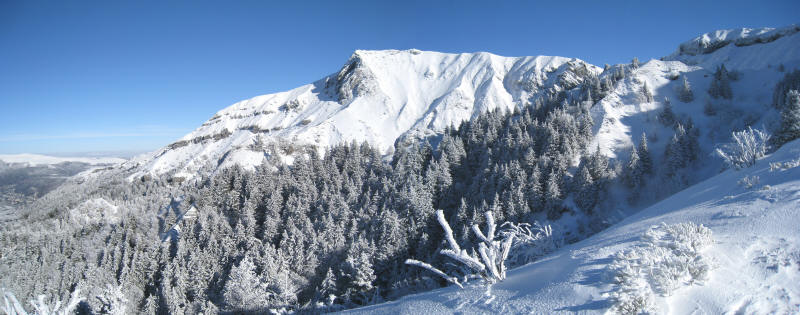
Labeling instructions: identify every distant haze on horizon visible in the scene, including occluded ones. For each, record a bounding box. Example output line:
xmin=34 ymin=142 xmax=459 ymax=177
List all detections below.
xmin=1 ymin=0 xmax=797 ymax=155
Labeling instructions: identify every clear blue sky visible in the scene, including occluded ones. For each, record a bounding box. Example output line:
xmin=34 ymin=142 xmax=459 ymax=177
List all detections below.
xmin=1 ymin=0 xmax=797 ymax=155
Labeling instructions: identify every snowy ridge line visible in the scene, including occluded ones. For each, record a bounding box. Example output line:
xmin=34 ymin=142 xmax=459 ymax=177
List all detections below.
xmin=669 ymin=24 xmax=800 ymax=57
xmin=121 ymin=49 xmax=599 ymax=180
xmin=0 ymin=154 xmax=126 ymax=166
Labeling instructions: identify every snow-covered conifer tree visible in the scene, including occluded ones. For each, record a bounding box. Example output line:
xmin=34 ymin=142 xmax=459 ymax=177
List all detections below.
xmin=638 ymin=133 xmax=653 ymax=175
xmin=709 ymin=64 xmax=732 ymax=99
xmin=574 ymin=165 xmax=597 ymax=212
xmin=677 ymin=75 xmax=694 ymax=103
xmin=658 ymin=99 xmax=676 ymax=126
xmin=544 ymin=170 xmax=562 ymax=219
xmin=341 ymin=237 xmax=376 ymax=304
xmin=777 ymin=89 xmax=800 ymax=145
xmin=223 ymin=255 xmax=273 ymax=311
xmin=624 ymin=147 xmax=643 ymax=189
xmin=639 ymin=82 xmax=654 ymax=103
xmin=316 ymin=268 xmax=339 ymax=306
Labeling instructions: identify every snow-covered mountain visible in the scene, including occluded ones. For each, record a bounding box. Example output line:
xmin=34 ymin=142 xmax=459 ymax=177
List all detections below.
xmin=0 ymin=153 xmax=126 ymax=167
xmin=124 ymin=50 xmax=600 ymax=179
xmin=120 ymin=25 xmax=799 ymax=182
xmin=590 ymin=25 xmax=800 ymax=158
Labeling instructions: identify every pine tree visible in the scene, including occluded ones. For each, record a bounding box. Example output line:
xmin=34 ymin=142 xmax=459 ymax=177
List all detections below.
xmin=143 ymin=294 xmax=158 ymax=315
xmin=526 ymin=165 xmax=543 ymax=213
xmin=317 ymin=268 xmax=338 ymax=306
xmin=640 ymin=82 xmax=654 ymax=103
xmin=341 ymin=238 xmax=376 ymax=305
xmin=709 ymin=64 xmax=733 ymax=99
xmin=574 ymin=165 xmax=597 ymax=213
xmin=777 ymin=89 xmax=800 ymax=145
xmin=586 ymin=146 xmax=610 ymax=181
xmin=637 ymin=133 xmax=653 ymax=175
xmin=677 ymin=75 xmax=694 ymax=103
xmin=665 ymin=124 xmax=693 ymax=178
xmin=223 ymin=255 xmax=273 ymax=311
xmin=658 ymin=98 xmax=676 ymax=126
xmin=624 ymin=147 xmax=643 ymax=189
xmin=773 ymin=70 xmax=800 ymax=109
xmin=544 ymin=170 xmax=562 ymax=219
xmin=259 ymin=190 xmax=282 ymax=244
xmin=683 ymin=118 xmax=700 ymax=162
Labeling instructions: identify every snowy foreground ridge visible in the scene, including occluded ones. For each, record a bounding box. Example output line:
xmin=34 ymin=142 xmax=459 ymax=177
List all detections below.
xmin=347 ymin=139 xmax=800 ymax=315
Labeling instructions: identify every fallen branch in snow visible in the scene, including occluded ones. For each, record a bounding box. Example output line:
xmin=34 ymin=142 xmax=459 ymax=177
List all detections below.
xmin=2 ymin=288 xmax=83 ymax=315
xmin=404 ymin=259 xmax=462 ymax=288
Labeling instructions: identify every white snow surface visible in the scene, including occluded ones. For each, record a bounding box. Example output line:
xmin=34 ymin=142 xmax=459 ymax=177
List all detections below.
xmin=590 ymin=25 xmax=800 ymax=159
xmin=665 ymin=25 xmax=800 ymax=71
xmin=0 ymin=154 xmax=126 ymax=166
xmin=346 ymin=139 xmax=800 ymax=315
xmin=126 ymin=49 xmax=600 ymax=179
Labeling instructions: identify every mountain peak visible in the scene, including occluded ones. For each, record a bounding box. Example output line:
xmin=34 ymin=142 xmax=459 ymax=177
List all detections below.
xmin=124 ymin=49 xmax=599 ymax=180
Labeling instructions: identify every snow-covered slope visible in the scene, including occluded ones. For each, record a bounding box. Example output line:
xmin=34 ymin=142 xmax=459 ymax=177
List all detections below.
xmin=590 ymin=24 xmax=800 ymax=159
xmin=0 ymin=154 xmax=126 ymax=166
xmin=666 ymin=25 xmax=800 ymax=70
xmin=347 ymin=139 xmax=800 ymax=315
xmin=125 ymin=50 xmax=599 ymax=179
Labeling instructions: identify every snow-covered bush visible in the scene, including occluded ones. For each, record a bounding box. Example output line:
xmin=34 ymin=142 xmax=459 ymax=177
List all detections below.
xmin=738 ymin=175 xmax=760 ymax=189
xmin=406 ymin=210 xmax=515 ymax=287
xmin=607 ymin=222 xmax=714 ymax=315
xmin=769 ymin=157 xmax=800 ymax=171
xmin=2 ymin=288 xmax=83 ymax=315
xmin=498 ymin=221 xmax=556 ymax=266
xmin=715 ymin=126 xmax=771 ymax=170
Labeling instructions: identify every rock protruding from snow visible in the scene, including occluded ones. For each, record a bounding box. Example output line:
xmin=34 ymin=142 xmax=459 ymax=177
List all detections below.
xmin=670 ymin=25 xmax=800 ymax=57
xmin=665 ymin=25 xmax=800 ymax=70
